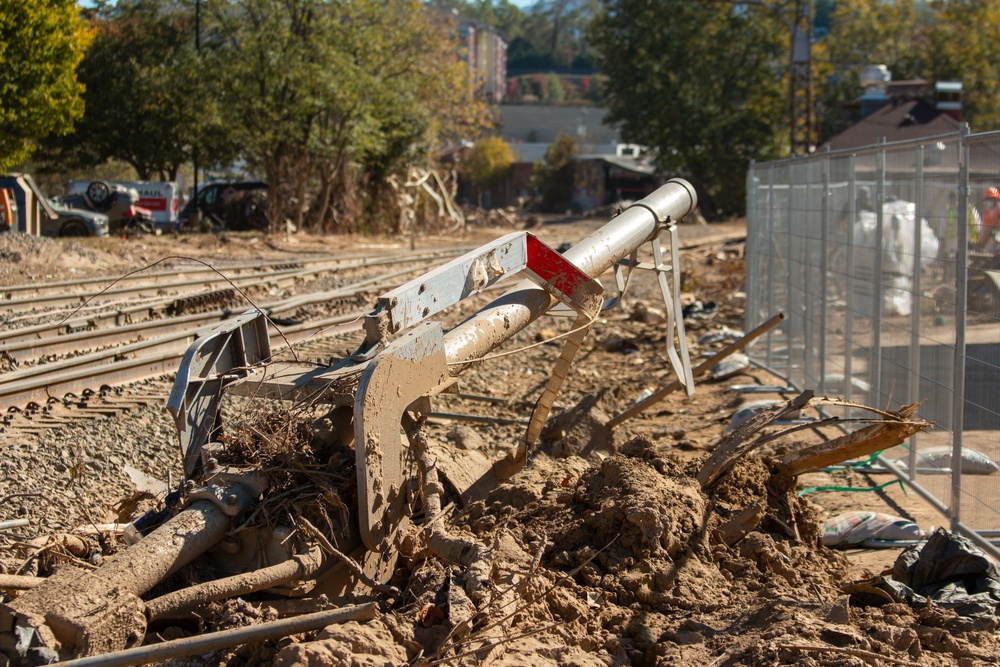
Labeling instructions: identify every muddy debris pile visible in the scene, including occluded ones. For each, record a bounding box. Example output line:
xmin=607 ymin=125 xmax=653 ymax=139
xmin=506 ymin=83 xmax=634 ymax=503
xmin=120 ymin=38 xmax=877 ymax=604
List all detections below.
xmin=4 ymin=387 xmax=999 ymax=667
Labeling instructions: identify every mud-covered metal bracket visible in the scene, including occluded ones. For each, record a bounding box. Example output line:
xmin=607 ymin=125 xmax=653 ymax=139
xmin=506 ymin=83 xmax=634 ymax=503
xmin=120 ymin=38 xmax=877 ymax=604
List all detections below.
xmin=362 ymin=232 xmax=603 ymax=352
xmin=354 ymin=321 xmax=449 ymax=551
xmin=354 ymin=233 xmax=603 ymax=551
xmin=167 ymin=311 xmax=271 ymax=476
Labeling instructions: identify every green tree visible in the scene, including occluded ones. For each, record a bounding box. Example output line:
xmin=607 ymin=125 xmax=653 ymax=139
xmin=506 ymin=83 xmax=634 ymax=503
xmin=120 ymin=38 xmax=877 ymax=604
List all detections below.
xmin=213 ymin=0 xmax=491 ymax=231
xmin=544 ymin=73 xmax=565 ymax=103
xmin=0 ymin=0 xmax=91 ymax=171
xmin=589 ymin=1 xmax=786 ymax=217
xmin=531 ymin=134 xmax=575 ymax=212
xmin=40 ymin=0 xmax=232 ymax=181
xmin=462 ymin=136 xmax=513 ymax=205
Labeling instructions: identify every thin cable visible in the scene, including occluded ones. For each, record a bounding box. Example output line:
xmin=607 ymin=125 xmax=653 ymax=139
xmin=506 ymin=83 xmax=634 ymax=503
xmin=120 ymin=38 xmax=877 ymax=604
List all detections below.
xmin=445 ymin=307 xmax=600 ymax=366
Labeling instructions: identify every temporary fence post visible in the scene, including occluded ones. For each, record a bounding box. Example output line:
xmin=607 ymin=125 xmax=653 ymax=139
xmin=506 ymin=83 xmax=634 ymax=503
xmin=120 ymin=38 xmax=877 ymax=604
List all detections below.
xmin=951 ymin=124 xmax=971 ymax=530
xmin=872 ymin=138 xmax=887 ymax=407
xmin=907 ymin=144 xmax=925 ymax=482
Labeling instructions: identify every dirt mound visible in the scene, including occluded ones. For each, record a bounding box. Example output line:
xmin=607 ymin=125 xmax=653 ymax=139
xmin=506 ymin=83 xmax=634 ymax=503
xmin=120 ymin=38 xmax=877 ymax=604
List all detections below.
xmin=264 ymin=434 xmax=999 ymax=666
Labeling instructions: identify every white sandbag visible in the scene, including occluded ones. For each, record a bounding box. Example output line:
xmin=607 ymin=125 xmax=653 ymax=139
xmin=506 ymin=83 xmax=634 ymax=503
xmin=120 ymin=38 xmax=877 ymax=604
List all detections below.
xmin=711 ymin=353 xmax=749 ymax=380
xmin=822 ymin=511 xmax=926 ymax=548
xmin=892 ymin=447 xmax=999 ymax=475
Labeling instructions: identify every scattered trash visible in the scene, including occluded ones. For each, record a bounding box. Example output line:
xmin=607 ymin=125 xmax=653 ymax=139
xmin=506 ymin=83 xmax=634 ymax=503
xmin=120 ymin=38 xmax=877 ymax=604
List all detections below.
xmin=822 ymin=511 xmax=927 ymax=548
xmin=682 ymin=299 xmax=718 ymax=320
xmin=629 ymin=301 xmax=665 ymax=324
xmin=602 ymin=332 xmax=639 ymax=354
xmin=710 ymin=353 xmax=750 ymax=380
xmin=633 ymin=388 xmax=654 ymax=404
xmin=891 ymin=446 xmax=1000 ymax=475
xmin=822 ymin=374 xmax=872 ymax=396
xmin=847 ymin=529 xmax=1000 ymax=625
xmin=726 ymin=400 xmax=803 ymax=433
xmin=698 ymin=326 xmax=744 ymax=345
xmin=730 ymin=384 xmax=794 ymax=394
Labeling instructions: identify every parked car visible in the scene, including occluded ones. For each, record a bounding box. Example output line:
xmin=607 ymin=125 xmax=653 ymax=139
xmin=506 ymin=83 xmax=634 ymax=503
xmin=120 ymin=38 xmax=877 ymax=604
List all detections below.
xmin=44 ymin=199 xmax=110 ymax=237
xmin=179 ymin=181 xmax=269 ymax=231
xmin=61 ymin=181 xmax=156 ymax=236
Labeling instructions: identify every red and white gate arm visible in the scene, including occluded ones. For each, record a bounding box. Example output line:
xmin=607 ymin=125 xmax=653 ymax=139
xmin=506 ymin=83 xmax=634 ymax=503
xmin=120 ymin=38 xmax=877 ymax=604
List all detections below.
xmin=360 ymin=231 xmax=603 ymax=354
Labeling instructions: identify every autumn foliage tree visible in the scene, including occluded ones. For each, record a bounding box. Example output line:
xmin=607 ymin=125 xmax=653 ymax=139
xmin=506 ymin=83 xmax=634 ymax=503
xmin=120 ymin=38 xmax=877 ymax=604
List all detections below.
xmin=52 ymin=0 xmax=231 ymax=181
xmin=532 ymin=134 xmax=576 ymax=213
xmin=0 ymin=0 xmax=91 ymax=171
xmin=813 ymin=0 xmax=923 ymax=141
xmin=918 ymin=0 xmax=1000 ymax=133
xmin=462 ymin=136 xmax=514 ymax=207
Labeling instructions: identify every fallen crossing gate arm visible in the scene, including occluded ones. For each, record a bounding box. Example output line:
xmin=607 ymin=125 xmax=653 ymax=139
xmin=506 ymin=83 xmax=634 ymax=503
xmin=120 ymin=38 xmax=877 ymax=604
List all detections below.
xmin=0 ymin=179 xmax=698 ymax=663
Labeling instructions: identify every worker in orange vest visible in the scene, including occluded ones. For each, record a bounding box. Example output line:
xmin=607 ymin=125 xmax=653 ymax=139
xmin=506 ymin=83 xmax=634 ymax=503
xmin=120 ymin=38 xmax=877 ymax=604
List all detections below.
xmin=975 ymin=187 xmax=1000 ymax=252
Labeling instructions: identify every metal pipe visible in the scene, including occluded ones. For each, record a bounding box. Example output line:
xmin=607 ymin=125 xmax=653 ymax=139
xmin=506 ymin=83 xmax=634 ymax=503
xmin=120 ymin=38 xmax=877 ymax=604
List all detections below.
xmin=145 ymin=545 xmax=323 ymax=621
xmin=443 ymin=179 xmax=697 ymax=366
xmin=84 ymin=495 xmax=255 ymax=598
xmin=2 ymin=488 xmax=256 ymax=656
xmin=56 ymin=603 xmax=378 ymax=667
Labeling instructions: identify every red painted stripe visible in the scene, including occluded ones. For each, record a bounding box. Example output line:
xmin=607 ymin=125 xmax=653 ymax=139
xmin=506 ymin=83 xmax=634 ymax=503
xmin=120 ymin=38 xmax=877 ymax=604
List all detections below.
xmin=525 ymin=234 xmax=591 ymax=300
xmin=138 ymin=197 xmax=167 ymax=211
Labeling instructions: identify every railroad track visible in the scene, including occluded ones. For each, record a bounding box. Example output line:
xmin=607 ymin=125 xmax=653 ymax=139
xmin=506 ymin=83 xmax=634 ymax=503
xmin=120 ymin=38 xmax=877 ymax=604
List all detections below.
xmin=0 ymin=246 xmax=476 ymax=429
xmin=0 ymin=229 xmax=746 ymax=438
xmin=0 ymin=247 xmax=470 ymax=315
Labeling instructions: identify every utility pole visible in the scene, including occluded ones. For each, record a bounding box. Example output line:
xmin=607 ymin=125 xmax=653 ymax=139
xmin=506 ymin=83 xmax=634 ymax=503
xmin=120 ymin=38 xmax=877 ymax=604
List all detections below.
xmin=193 ymin=0 xmax=201 ymax=221
xmin=730 ymin=0 xmax=814 ymax=156
xmin=788 ymin=0 xmax=813 ymax=156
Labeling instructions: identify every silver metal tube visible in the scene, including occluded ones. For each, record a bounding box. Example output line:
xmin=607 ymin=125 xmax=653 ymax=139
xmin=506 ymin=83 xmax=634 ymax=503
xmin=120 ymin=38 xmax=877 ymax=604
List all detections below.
xmin=98 ymin=496 xmax=252 ymax=596
xmin=443 ymin=178 xmax=697 ymax=365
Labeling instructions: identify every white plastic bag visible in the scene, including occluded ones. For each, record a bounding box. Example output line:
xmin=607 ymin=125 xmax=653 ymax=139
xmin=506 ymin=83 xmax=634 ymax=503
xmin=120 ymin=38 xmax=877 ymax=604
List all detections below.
xmin=822 ymin=511 xmax=926 ymax=548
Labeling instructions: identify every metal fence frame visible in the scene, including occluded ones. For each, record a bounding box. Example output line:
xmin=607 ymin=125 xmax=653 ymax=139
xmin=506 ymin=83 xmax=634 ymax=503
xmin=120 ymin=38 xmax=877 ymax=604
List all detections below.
xmin=746 ymin=124 xmax=1000 ymax=558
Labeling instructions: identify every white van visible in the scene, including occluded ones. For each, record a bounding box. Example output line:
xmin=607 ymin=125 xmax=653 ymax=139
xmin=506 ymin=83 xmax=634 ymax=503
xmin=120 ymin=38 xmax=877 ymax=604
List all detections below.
xmin=68 ymin=180 xmax=179 ymax=231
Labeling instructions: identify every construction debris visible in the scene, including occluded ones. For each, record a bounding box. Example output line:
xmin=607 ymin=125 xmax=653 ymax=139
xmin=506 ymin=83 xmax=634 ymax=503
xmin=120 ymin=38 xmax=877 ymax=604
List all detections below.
xmin=2 ymin=186 xmax=996 ymax=666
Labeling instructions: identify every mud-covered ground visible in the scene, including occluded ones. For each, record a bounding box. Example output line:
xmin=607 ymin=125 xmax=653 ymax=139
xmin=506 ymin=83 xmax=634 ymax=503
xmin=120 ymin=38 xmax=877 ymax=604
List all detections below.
xmin=2 ymin=217 xmax=998 ymax=666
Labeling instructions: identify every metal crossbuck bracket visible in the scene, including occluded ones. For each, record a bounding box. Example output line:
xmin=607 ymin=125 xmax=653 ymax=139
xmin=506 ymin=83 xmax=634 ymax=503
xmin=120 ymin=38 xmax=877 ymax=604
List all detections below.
xmin=608 ymin=225 xmax=694 ymax=396
xmin=167 ymin=311 xmax=272 ymax=476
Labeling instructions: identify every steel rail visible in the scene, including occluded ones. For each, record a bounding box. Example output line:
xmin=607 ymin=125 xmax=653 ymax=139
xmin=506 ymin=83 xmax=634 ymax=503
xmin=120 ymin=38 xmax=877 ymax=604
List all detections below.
xmin=0 ymin=247 xmax=467 ymax=315
xmin=0 ymin=248 xmax=466 ymax=347
xmin=0 ymin=246 xmax=476 ymax=299
xmin=0 ymin=313 xmax=364 ymax=411
xmin=0 ymin=263 xmax=424 ymax=365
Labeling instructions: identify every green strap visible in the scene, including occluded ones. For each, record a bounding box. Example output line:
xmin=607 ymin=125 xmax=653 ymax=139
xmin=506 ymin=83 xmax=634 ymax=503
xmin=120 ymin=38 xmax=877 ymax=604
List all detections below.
xmin=821 ymin=450 xmax=884 ymax=472
xmin=797 ymin=479 xmax=907 ymax=497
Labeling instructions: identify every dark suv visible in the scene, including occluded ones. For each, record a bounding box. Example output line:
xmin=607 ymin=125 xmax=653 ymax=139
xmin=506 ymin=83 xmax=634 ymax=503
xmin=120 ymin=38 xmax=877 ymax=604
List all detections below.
xmin=179 ymin=181 xmax=268 ymax=231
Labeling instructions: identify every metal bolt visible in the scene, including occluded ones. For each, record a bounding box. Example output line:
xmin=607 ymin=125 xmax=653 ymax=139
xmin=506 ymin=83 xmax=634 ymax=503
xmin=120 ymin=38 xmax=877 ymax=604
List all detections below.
xmin=184 ymin=480 xmax=196 ymax=491
xmin=206 ymin=457 xmax=219 ymax=471
xmin=226 ymin=494 xmax=239 ymax=506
